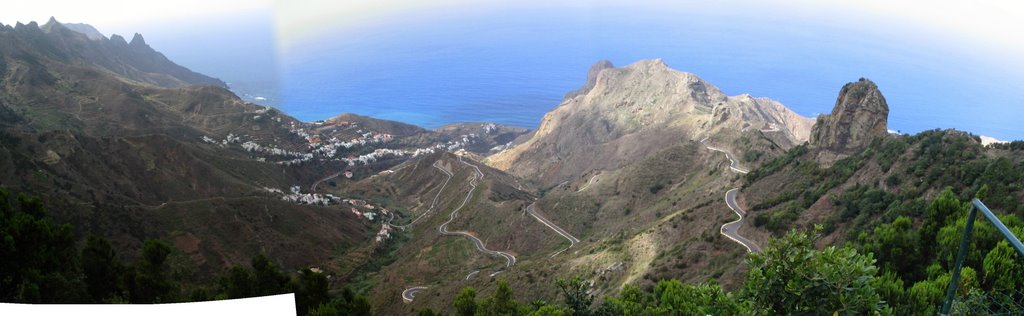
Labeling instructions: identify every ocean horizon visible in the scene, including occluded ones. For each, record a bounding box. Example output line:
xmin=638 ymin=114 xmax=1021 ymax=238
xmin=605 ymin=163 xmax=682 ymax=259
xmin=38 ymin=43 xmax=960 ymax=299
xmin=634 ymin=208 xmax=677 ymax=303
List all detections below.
xmin=270 ymin=6 xmax=1023 ymax=140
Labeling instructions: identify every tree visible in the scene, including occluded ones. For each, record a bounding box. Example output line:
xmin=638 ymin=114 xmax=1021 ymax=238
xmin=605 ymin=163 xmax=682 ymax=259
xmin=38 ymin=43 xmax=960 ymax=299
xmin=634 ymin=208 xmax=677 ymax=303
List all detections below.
xmin=594 ymin=280 xmax=746 ymax=316
xmin=595 ymin=285 xmax=648 ymax=315
xmin=81 ymin=235 xmax=123 ymax=302
xmin=983 ymin=238 xmax=1024 ymax=291
xmin=556 ymin=277 xmax=593 ymax=316
xmin=129 ymin=239 xmax=176 ymax=303
xmin=417 ymin=308 xmax=443 ymax=316
xmin=921 ymin=188 xmax=967 ymax=259
xmin=307 ymin=303 xmax=340 ymax=316
xmin=744 ymin=228 xmax=885 ymax=314
xmin=454 ymin=287 xmax=478 ymax=316
xmin=0 ymin=190 xmax=86 ymax=303
xmin=872 ymin=271 xmax=908 ymax=315
xmin=908 ymin=274 xmax=949 ymax=315
xmin=936 ymin=214 xmax=1002 ymax=270
xmin=528 ymin=305 xmax=570 ymax=316
xmin=655 ymin=279 xmax=746 ymax=315
xmin=306 ymin=287 xmax=372 ymax=316
xmin=219 ymin=266 xmax=256 ymax=299
xmin=250 ymin=254 xmax=292 ymax=296
xmin=295 ymin=269 xmax=331 ymax=316
xmin=859 ymin=216 xmax=921 ymax=279
xmin=479 ymin=280 xmax=521 ymax=316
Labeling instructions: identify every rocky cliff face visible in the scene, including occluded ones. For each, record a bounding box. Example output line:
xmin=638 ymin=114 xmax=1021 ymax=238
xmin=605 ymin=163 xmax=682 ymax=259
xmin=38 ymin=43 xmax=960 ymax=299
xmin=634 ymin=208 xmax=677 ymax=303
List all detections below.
xmin=563 ymin=60 xmax=614 ymax=100
xmin=810 ymin=78 xmax=889 ymax=154
xmin=1 ymin=17 xmax=226 ymax=88
xmin=58 ymin=22 xmax=106 ymax=41
xmin=486 ymin=59 xmax=814 ymax=186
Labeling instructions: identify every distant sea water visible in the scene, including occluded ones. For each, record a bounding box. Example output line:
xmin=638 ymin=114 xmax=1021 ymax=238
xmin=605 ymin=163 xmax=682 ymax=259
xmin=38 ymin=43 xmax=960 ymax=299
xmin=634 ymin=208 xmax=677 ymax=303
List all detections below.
xmin=228 ymin=81 xmax=279 ymax=108
xmin=278 ymin=7 xmax=1024 ymax=140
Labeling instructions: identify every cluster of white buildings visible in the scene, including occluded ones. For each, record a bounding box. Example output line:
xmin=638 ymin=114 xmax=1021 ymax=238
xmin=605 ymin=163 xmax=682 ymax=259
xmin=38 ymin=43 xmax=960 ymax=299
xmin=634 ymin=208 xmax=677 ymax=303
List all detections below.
xmin=200 ymin=119 xmax=499 ymax=171
xmin=200 ymin=133 xmax=241 ymax=147
xmin=482 ymin=123 xmax=498 ymax=134
xmin=338 ymin=133 xmax=483 ymax=166
xmin=490 ymin=141 xmax=515 ymax=152
xmin=270 ymin=186 xmax=342 ymax=205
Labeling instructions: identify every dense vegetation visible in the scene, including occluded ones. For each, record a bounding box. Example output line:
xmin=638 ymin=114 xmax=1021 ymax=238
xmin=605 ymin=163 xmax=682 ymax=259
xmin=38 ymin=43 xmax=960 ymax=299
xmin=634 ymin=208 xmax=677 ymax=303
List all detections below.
xmin=414 ymin=131 xmax=1022 ymax=315
xmin=749 ymin=130 xmax=1024 ymax=233
xmin=432 ymin=205 xmax=1022 ymax=315
xmin=427 ymin=228 xmax=903 ymax=315
xmin=5 ymin=129 xmax=1024 ymax=315
xmin=0 ymin=188 xmax=369 ymax=315
xmin=741 ymin=129 xmax=1024 ymax=314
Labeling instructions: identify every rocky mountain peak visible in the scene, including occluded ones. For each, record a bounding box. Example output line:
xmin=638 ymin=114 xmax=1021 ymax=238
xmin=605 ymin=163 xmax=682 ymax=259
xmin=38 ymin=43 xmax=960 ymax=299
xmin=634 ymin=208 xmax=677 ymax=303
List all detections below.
xmin=43 ymin=16 xmax=59 ymax=28
xmin=637 ymin=58 xmax=667 ymax=69
xmin=14 ymin=21 xmax=41 ymax=32
xmin=563 ymin=60 xmax=614 ymax=100
xmin=62 ymin=22 xmax=107 ymax=41
xmin=2 ymin=19 xmax=225 ymax=88
xmin=810 ymin=78 xmax=889 ymax=153
xmin=129 ymin=33 xmax=147 ymax=47
xmin=486 ymin=59 xmax=814 ymax=186
xmin=109 ymin=34 xmax=128 ymax=46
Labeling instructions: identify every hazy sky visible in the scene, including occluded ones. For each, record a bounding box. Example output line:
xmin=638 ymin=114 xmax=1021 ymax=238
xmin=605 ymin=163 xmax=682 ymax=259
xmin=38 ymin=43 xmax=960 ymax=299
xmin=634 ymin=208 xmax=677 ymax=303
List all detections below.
xmin=3 ymin=1 xmax=1024 ymax=139
xmin=5 ymin=1 xmax=1022 ymax=65
xmin=2 ymin=0 xmax=270 ymax=36
xmin=275 ymin=0 xmax=1024 ymax=67
xmin=1 ymin=0 xmax=277 ymax=85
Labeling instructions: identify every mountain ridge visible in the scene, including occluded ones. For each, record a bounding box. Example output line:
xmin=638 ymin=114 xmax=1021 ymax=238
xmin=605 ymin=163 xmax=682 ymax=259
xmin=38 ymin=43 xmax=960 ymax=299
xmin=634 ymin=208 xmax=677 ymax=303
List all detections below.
xmin=486 ymin=59 xmax=814 ymax=187
xmin=2 ymin=18 xmax=226 ymax=89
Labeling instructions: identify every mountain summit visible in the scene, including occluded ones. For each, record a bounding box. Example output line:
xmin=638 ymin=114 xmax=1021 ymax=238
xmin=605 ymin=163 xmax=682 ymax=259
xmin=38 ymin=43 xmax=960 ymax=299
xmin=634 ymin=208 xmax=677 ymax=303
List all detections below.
xmin=3 ymin=18 xmax=225 ymax=88
xmin=810 ymin=78 xmax=889 ymax=155
xmin=60 ymin=22 xmax=106 ymax=40
xmin=486 ymin=59 xmax=814 ymax=186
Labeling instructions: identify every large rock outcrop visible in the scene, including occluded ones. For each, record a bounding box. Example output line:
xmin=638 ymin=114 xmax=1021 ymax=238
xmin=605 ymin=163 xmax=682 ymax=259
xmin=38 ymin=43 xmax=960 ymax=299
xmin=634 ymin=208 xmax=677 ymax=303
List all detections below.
xmin=563 ymin=60 xmax=614 ymax=100
xmin=810 ymin=78 xmax=889 ymax=153
xmin=486 ymin=59 xmax=814 ymax=187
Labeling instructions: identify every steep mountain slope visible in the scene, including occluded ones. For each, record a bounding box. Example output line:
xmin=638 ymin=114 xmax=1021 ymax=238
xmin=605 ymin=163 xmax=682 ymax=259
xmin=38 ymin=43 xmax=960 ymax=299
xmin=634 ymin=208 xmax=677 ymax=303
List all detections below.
xmin=742 ymin=78 xmax=1022 ymax=250
xmin=419 ymin=74 xmax=1024 ymax=315
xmin=332 ymin=60 xmax=821 ymax=313
xmin=728 ymin=79 xmax=1024 ymax=314
xmin=486 ymin=59 xmax=813 ymax=187
xmin=335 ymin=152 xmax=570 ymax=314
xmin=0 ymin=19 xmax=529 ymax=285
xmin=1 ymin=18 xmax=225 ymax=89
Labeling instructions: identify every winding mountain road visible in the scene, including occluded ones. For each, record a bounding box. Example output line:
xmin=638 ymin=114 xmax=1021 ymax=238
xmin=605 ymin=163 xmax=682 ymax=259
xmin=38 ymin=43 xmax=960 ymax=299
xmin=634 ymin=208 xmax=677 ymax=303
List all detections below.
xmin=701 ymin=137 xmax=761 ymax=253
xmin=576 ymin=174 xmax=601 ymax=192
xmin=402 ymin=287 xmax=428 ymax=303
xmin=722 ymin=188 xmax=762 ymax=252
xmin=437 ymin=157 xmax=517 ymax=267
xmin=391 ymin=161 xmax=453 ymax=230
xmin=526 ymin=203 xmax=581 ymax=257
xmin=403 ymin=157 xmax=517 ymax=303
xmin=310 ymin=171 xmax=342 ymax=192
xmin=701 ymin=138 xmax=750 ymax=174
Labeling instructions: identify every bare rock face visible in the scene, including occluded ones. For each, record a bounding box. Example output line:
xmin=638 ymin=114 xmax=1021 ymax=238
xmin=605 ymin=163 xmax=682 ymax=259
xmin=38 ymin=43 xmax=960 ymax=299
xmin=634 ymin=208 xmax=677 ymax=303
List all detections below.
xmin=563 ymin=60 xmax=614 ymax=100
xmin=810 ymin=78 xmax=889 ymax=154
xmin=486 ymin=59 xmax=814 ymax=187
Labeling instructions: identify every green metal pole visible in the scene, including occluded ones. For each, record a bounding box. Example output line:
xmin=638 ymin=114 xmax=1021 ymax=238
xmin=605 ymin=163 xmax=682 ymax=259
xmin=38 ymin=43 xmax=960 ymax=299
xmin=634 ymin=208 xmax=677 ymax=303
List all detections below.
xmin=972 ymin=199 xmax=1024 ymax=257
xmin=940 ymin=204 xmax=977 ymax=315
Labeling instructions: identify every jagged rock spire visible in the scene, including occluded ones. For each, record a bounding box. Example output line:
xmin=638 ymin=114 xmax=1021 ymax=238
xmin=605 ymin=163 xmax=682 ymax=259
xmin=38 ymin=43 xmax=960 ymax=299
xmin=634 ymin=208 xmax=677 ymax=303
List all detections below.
xmin=810 ymin=78 xmax=889 ymax=153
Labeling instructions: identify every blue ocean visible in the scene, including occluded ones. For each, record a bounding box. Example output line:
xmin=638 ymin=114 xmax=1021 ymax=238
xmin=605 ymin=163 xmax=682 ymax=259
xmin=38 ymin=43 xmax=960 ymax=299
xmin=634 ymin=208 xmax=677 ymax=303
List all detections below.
xmin=275 ymin=6 xmax=1024 ymax=140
